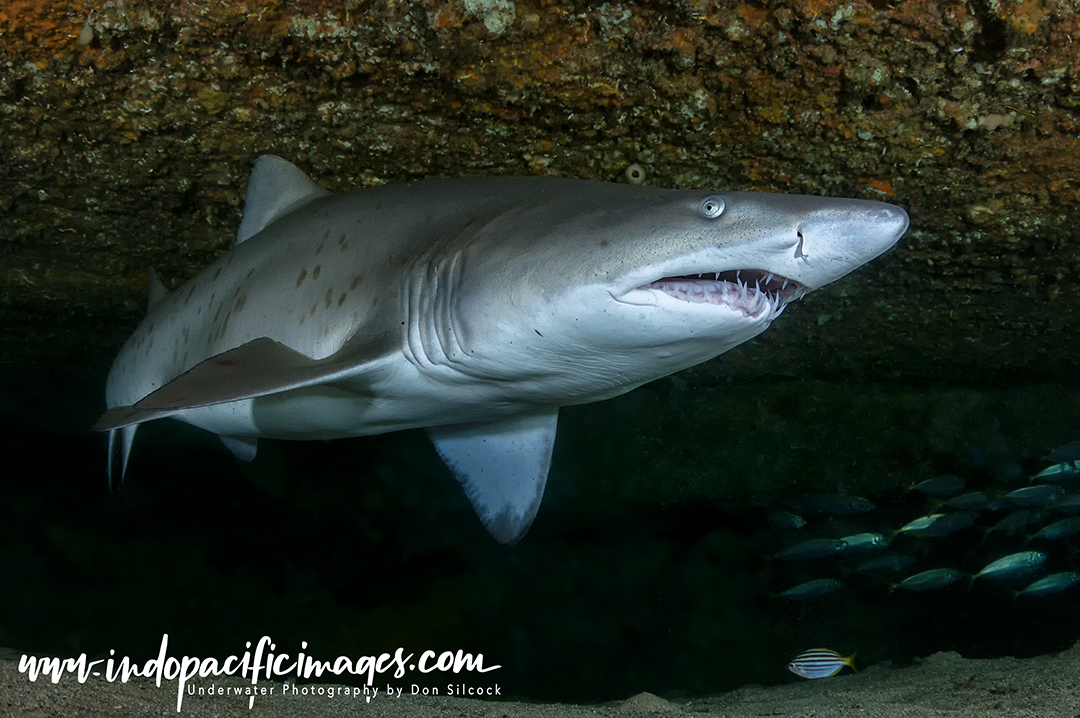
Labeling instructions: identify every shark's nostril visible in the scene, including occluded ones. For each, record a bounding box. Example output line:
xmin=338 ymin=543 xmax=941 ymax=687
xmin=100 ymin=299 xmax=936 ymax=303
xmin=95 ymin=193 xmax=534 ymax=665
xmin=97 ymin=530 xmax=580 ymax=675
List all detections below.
xmin=794 ymin=229 xmax=809 ymax=260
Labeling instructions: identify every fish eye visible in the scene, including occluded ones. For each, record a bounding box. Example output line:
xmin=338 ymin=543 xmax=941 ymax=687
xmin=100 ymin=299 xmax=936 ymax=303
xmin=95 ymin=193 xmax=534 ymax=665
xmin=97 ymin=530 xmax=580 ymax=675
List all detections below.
xmin=700 ymin=196 xmax=725 ymax=219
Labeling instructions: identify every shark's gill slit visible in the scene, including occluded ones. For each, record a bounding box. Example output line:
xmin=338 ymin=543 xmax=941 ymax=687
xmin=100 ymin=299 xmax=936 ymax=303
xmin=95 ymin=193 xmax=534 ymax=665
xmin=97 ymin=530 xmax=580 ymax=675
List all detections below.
xmin=641 ymin=269 xmax=806 ymax=319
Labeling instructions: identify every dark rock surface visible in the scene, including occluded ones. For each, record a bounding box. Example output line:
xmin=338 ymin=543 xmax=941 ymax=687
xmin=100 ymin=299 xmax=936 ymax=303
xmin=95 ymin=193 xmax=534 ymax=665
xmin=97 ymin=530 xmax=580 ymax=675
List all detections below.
xmin=2 ymin=0 xmax=1078 ymax=383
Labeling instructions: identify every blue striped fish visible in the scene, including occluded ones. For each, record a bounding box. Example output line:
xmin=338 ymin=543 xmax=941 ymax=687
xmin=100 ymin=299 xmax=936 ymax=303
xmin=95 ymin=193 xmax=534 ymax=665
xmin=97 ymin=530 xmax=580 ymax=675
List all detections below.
xmin=787 ymin=648 xmax=859 ymax=679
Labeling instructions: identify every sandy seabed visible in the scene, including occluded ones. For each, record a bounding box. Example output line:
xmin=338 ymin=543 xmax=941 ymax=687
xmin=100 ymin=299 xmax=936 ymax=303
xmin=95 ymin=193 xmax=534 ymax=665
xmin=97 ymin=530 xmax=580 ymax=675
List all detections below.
xmin=4 ymin=643 xmax=1080 ymax=718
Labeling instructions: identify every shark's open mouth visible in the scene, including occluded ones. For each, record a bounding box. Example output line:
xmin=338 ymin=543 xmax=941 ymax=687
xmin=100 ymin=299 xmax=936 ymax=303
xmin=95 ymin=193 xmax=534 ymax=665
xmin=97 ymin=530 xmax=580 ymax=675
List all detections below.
xmin=641 ymin=269 xmax=808 ymax=320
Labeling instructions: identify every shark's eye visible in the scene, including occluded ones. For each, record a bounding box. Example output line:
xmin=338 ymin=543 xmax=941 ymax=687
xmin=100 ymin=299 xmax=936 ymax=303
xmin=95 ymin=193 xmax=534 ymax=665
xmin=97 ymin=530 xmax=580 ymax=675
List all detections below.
xmin=700 ymin=196 xmax=725 ymax=219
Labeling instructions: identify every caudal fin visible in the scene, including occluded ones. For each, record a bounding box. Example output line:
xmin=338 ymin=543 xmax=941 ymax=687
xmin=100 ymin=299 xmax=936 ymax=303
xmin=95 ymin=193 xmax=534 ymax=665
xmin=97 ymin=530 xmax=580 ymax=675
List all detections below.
xmin=107 ymin=424 xmax=138 ymax=491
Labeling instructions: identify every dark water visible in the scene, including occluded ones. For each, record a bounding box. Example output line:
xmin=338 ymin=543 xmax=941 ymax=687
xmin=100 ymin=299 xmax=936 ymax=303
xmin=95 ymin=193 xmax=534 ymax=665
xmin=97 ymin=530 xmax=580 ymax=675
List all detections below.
xmin=3 ymin=362 xmax=1080 ymax=703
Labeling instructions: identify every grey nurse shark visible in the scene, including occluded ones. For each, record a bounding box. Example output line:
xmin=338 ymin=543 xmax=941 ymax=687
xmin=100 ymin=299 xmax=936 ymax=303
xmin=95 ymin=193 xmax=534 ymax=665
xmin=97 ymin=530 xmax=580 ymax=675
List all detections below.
xmin=95 ymin=155 xmax=908 ymax=544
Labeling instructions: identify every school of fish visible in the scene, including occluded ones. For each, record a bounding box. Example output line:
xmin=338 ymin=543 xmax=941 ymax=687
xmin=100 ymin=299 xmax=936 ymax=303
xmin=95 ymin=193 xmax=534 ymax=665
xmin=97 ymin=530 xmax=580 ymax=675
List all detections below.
xmin=779 ymin=441 xmax=1080 ymax=679
xmin=774 ymin=445 xmax=1080 ymax=629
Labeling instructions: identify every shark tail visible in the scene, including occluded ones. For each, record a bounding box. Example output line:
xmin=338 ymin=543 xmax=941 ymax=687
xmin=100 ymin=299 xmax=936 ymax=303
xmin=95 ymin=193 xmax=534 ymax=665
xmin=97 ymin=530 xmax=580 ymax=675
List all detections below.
xmin=103 ymin=420 xmax=257 ymax=489
xmin=101 ymin=270 xmax=168 ymax=490
xmin=107 ymin=424 xmax=138 ymax=491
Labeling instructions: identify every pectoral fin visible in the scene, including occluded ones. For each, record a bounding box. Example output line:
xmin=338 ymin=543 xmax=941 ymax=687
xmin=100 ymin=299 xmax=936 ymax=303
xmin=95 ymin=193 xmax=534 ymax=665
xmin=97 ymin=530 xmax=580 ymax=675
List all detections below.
xmin=428 ymin=411 xmax=559 ymax=545
xmin=94 ymin=336 xmax=387 ymax=431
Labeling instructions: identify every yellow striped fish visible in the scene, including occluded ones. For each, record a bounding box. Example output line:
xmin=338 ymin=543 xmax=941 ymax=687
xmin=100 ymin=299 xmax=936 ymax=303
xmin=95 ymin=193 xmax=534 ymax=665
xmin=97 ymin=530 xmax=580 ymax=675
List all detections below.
xmin=787 ymin=648 xmax=858 ymax=679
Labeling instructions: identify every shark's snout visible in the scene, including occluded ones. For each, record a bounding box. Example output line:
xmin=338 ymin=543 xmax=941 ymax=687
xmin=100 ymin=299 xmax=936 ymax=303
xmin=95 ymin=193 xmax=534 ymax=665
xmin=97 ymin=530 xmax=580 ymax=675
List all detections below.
xmin=798 ymin=202 xmax=909 ymax=250
xmin=787 ymin=198 xmax=908 ymax=289
xmin=873 ymin=204 xmax=910 ymax=239
xmin=623 ymin=196 xmax=908 ymax=323
xmin=854 ymin=202 xmax=910 ymax=265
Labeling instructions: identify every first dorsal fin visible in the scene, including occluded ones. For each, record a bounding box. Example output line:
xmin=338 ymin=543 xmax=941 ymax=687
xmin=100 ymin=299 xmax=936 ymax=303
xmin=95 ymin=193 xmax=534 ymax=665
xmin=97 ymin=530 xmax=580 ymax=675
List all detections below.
xmin=235 ymin=155 xmax=332 ymax=244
